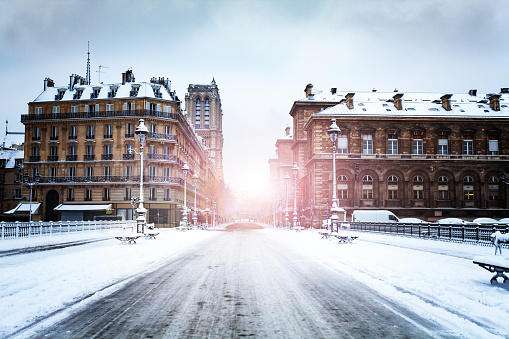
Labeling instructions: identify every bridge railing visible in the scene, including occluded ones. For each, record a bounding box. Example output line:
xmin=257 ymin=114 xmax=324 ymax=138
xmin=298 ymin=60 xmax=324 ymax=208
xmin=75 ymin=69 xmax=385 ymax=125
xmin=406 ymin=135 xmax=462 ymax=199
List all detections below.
xmin=0 ymin=220 xmax=135 ymax=240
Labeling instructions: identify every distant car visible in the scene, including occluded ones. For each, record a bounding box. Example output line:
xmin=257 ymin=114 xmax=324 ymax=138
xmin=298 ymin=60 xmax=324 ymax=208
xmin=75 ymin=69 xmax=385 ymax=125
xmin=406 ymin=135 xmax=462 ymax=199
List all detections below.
xmin=399 ymin=217 xmax=429 ymax=224
xmin=437 ymin=218 xmax=466 ymax=225
xmin=351 ymin=210 xmax=399 ymax=223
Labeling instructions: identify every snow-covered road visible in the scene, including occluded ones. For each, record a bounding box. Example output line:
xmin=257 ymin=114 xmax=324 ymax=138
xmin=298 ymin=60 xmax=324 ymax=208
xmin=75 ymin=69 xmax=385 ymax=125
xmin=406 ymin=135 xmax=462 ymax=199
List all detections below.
xmin=1 ymin=225 xmax=508 ymax=338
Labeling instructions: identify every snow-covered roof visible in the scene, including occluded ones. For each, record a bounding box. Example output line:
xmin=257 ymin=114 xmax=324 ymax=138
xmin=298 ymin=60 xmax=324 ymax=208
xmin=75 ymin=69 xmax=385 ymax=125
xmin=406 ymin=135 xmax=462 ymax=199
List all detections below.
xmin=32 ymin=82 xmax=176 ymax=103
xmin=303 ymin=90 xmax=509 ymax=119
xmin=1 ymin=132 xmax=24 ymax=149
xmin=0 ymin=149 xmax=24 ymax=168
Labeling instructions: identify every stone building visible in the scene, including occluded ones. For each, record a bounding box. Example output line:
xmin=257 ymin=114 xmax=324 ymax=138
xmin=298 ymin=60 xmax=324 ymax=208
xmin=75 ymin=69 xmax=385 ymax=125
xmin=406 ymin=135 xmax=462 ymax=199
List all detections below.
xmin=270 ymin=84 xmax=509 ymax=227
xmin=21 ymin=70 xmax=219 ymax=225
xmin=185 ymin=78 xmax=224 ymax=181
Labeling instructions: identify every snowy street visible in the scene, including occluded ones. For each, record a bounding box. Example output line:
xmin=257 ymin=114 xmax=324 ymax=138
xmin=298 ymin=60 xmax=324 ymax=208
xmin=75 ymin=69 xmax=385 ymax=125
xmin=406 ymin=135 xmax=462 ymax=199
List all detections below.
xmin=1 ymin=224 xmax=509 ymax=338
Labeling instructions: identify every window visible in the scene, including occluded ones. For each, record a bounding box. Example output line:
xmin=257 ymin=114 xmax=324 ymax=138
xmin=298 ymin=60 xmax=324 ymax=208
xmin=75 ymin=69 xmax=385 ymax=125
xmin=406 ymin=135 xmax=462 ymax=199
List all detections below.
xmin=463 ymin=136 xmax=473 ymax=155
xmin=205 ymin=98 xmax=210 ymax=127
xmin=413 ymin=176 xmax=424 ymax=199
xmin=49 ymin=146 xmax=58 ymax=161
xmin=164 ymin=125 xmax=171 ymax=135
xmin=164 ymin=167 xmax=171 ymax=180
xmin=104 ymin=124 xmax=112 ymax=138
xmin=14 ymin=188 xmax=22 ymax=199
xmin=35 ymin=107 xmax=42 ymax=114
xmin=463 ymin=176 xmax=474 ymax=200
xmin=387 ymin=175 xmax=398 ymax=199
xmin=86 ymin=125 xmax=95 ymax=139
xmin=149 ymin=145 xmax=156 ymax=155
xmin=388 ymin=134 xmax=398 ymax=154
xmin=149 ymin=187 xmax=157 ymax=201
xmin=103 ymin=145 xmax=112 ymax=160
xmin=49 ymin=167 xmax=57 ymax=180
xmin=125 ymin=165 xmax=133 ymax=179
xmin=69 ymin=125 xmax=77 ymax=140
xmin=362 ymin=175 xmax=373 ymax=199
xmin=362 ymin=134 xmax=373 ymax=154
xmin=126 ymin=123 xmax=134 ymax=138
xmin=124 ymin=188 xmax=132 ymax=201
xmin=50 ymin=126 xmax=58 ymax=140
xmin=149 ymin=166 xmax=157 ymax=179
xmin=337 ymin=135 xmax=348 ymax=154
xmin=68 ymin=167 xmax=76 ymax=179
xmin=86 ymin=166 xmax=93 ymax=179
xmin=338 ymin=175 xmax=348 ymax=199
xmin=52 ymin=106 xmax=60 ymax=114
xmin=126 ymin=144 xmax=134 ymax=155
xmin=438 ymin=176 xmax=449 ymax=200
xmin=164 ymin=188 xmax=171 ymax=201
xmin=488 ymin=176 xmax=500 ymax=200
xmin=85 ymin=188 xmax=92 ymax=201
xmin=67 ymin=188 xmax=74 ymax=201
xmin=102 ymin=188 xmax=110 ymax=201
xmin=123 ymin=102 xmax=135 ymax=111
xmin=104 ymin=166 xmax=111 ymax=179
xmin=106 ymin=104 xmax=114 ymax=112
xmin=413 ymin=135 xmax=423 ymax=155
xmin=195 ymin=98 xmax=201 ymax=128
xmin=438 ymin=136 xmax=448 ymax=155
xmin=33 ymin=126 xmax=40 ymax=141
xmin=71 ymin=105 xmax=79 ymax=113
xmin=488 ymin=136 xmax=499 ymax=155
xmin=150 ymin=124 xmax=157 ymax=134
xmin=86 ymin=145 xmax=94 ymax=155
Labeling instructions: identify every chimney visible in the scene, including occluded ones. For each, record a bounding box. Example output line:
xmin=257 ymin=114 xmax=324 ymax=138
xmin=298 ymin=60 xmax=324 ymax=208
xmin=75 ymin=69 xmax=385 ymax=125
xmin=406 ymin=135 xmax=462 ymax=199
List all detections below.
xmin=468 ymin=89 xmax=477 ymax=96
xmin=440 ymin=94 xmax=452 ymax=111
xmin=331 ymin=88 xmax=337 ymax=95
xmin=393 ymin=93 xmax=404 ymax=110
xmin=285 ymin=126 xmax=291 ymax=137
xmin=501 ymin=88 xmax=509 ymax=94
xmin=44 ymin=77 xmax=54 ymax=91
xmin=345 ymin=93 xmax=355 ymax=109
xmin=122 ymin=69 xmax=135 ymax=84
xmin=304 ymin=84 xmax=313 ymax=98
xmin=488 ymin=94 xmax=501 ymax=111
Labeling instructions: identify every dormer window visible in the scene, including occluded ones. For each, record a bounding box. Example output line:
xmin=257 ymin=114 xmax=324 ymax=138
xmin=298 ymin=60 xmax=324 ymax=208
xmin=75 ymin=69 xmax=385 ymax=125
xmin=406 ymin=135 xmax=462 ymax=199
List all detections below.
xmin=108 ymin=86 xmax=119 ymax=98
xmin=90 ymin=87 xmax=101 ymax=99
xmin=73 ymin=88 xmax=84 ymax=100
xmin=152 ymin=85 xmax=162 ymax=98
xmin=130 ymin=85 xmax=140 ymax=97
xmin=55 ymin=89 xmax=65 ymax=100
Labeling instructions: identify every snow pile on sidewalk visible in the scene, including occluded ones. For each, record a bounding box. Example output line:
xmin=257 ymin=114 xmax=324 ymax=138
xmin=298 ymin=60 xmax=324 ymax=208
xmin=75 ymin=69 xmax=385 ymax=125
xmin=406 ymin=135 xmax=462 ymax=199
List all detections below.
xmin=270 ymin=229 xmax=509 ymax=338
xmin=0 ymin=229 xmax=220 ymax=337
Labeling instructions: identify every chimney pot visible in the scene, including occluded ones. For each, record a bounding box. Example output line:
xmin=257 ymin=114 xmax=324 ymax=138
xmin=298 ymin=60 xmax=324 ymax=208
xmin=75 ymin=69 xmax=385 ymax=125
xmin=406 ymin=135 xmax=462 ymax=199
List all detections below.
xmin=304 ymin=84 xmax=313 ymax=98
xmin=345 ymin=93 xmax=355 ymax=109
xmin=469 ymin=89 xmax=477 ymax=96
xmin=440 ymin=94 xmax=452 ymax=111
xmin=489 ymin=94 xmax=501 ymax=111
xmin=331 ymin=88 xmax=337 ymax=95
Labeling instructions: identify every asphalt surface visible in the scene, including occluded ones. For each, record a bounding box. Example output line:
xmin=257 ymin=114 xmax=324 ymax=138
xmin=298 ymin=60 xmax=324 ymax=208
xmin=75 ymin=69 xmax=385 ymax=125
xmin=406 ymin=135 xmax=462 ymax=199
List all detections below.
xmin=33 ymin=223 xmax=450 ymax=338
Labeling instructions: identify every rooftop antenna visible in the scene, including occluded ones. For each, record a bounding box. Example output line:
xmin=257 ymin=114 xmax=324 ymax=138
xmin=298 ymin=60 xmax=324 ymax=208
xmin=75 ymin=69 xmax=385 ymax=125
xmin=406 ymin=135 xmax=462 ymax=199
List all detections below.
xmin=86 ymin=41 xmax=91 ymax=85
xmin=96 ymin=65 xmax=109 ymax=83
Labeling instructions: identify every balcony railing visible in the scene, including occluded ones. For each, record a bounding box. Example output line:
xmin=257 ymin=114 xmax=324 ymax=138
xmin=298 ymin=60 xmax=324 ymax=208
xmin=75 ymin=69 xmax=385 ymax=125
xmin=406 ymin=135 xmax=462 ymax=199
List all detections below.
xmin=104 ymin=134 xmax=113 ymax=139
xmin=30 ymin=156 xmax=40 ymax=162
xmin=49 ymin=136 xmax=59 ymax=141
xmin=66 ymin=155 xmax=77 ymax=161
xmin=311 ymin=152 xmax=509 ymax=161
xmin=147 ymin=132 xmax=177 ymax=142
xmin=68 ymin=135 xmax=78 ymax=140
xmin=102 ymin=154 xmax=113 ymax=160
xmin=146 ymin=153 xmax=177 ymax=161
xmin=125 ymin=133 xmax=134 ymax=138
xmin=38 ymin=175 xmax=186 ymax=185
xmin=32 ymin=136 xmax=41 ymax=141
xmin=83 ymin=154 xmax=95 ymax=161
xmin=123 ymin=153 xmax=134 ymax=160
xmin=48 ymin=155 xmax=59 ymax=161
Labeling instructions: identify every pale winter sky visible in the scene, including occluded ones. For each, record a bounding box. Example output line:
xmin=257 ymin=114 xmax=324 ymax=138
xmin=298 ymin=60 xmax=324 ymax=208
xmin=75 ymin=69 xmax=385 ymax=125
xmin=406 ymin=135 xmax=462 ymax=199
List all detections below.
xmin=0 ymin=0 xmax=508 ymax=197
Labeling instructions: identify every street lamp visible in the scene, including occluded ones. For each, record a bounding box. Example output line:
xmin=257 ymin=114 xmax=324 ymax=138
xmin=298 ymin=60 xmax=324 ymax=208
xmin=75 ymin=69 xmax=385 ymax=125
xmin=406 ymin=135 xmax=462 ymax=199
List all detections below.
xmin=284 ymin=172 xmax=290 ymax=229
xmin=192 ymin=172 xmax=199 ymax=227
xmin=205 ymin=197 xmax=210 ymax=229
xmin=292 ymin=162 xmax=299 ymax=229
xmin=327 ymin=118 xmax=341 ymax=233
xmin=23 ymin=171 xmax=40 ymax=222
xmin=213 ymin=201 xmax=216 ymax=228
xmin=134 ymin=118 xmax=149 ymax=233
xmin=182 ymin=163 xmax=190 ymax=228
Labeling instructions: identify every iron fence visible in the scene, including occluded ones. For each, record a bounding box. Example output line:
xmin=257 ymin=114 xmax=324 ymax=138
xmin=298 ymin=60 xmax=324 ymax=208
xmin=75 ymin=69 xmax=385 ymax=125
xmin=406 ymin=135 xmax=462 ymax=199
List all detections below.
xmin=0 ymin=220 xmax=135 ymax=240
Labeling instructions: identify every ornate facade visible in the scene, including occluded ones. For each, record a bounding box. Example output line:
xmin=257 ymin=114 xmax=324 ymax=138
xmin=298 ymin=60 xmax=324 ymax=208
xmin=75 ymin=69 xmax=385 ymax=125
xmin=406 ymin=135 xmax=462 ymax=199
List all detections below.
xmin=185 ymin=79 xmax=224 ymax=181
xmin=270 ymin=85 xmax=509 ymax=227
xmin=21 ymin=70 xmax=219 ymax=225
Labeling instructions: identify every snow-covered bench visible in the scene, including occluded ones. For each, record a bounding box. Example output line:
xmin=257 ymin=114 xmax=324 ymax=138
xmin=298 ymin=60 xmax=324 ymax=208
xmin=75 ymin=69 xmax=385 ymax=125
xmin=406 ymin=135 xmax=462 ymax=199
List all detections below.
xmin=473 ymin=256 xmax=509 ymax=284
xmin=293 ymin=226 xmax=305 ymax=232
xmin=115 ymin=235 xmax=141 ymax=245
xmin=318 ymin=230 xmax=331 ymax=239
xmin=144 ymin=232 xmax=159 ymax=239
xmin=330 ymin=232 xmax=358 ymax=243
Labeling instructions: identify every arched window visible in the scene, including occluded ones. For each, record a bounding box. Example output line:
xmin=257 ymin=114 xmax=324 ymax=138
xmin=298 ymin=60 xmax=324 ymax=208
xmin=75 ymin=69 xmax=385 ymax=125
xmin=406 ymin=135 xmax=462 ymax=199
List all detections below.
xmin=488 ymin=176 xmax=500 ymax=200
xmin=413 ymin=176 xmax=424 ymax=199
xmin=204 ymin=98 xmax=210 ymax=127
xmin=195 ymin=98 xmax=201 ymax=128
xmin=438 ymin=176 xmax=450 ymax=200
xmin=463 ymin=176 xmax=474 ymax=200
xmin=388 ymin=175 xmax=398 ymax=199
xmin=362 ymin=175 xmax=373 ymax=199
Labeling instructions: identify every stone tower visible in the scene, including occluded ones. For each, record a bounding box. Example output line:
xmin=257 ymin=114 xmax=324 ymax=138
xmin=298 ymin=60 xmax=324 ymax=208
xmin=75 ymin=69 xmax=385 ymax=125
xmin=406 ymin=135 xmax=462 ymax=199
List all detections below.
xmin=185 ymin=78 xmax=224 ymax=181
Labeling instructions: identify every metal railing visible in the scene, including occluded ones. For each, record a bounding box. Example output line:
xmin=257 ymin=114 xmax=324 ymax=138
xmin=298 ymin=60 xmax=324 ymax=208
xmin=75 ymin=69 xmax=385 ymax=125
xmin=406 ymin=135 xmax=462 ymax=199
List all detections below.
xmin=37 ymin=175 xmax=186 ymax=186
xmin=349 ymin=222 xmax=509 ymax=248
xmin=0 ymin=220 xmax=135 ymax=240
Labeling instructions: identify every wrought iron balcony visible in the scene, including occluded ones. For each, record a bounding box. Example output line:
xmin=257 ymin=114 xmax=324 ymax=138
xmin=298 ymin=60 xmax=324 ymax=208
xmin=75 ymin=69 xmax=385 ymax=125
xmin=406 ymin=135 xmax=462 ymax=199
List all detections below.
xmin=146 ymin=153 xmax=177 ymax=162
xmin=68 ymin=135 xmax=78 ymax=140
xmin=104 ymin=134 xmax=113 ymax=139
xmin=123 ymin=153 xmax=134 ymax=160
xmin=32 ymin=136 xmax=41 ymax=141
xmin=47 ymin=155 xmax=59 ymax=161
xmin=66 ymin=155 xmax=77 ymax=161
xmin=102 ymin=154 xmax=113 ymax=160
xmin=49 ymin=136 xmax=59 ymax=141
xmin=30 ymin=156 xmax=40 ymax=162
xmin=125 ymin=133 xmax=134 ymax=138
xmin=38 ymin=175 xmax=185 ymax=185
xmin=83 ymin=154 xmax=95 ymax=161
xmin=147 ymin=132 xmax=177 ymax=142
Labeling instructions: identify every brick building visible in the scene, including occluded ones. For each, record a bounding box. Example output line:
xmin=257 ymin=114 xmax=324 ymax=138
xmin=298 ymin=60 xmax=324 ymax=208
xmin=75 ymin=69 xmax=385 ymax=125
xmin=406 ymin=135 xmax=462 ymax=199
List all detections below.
xmin=270 ymin=84 xmax=509 ymax=227
xmin=21 ymin=70 xmax=219 ymax=225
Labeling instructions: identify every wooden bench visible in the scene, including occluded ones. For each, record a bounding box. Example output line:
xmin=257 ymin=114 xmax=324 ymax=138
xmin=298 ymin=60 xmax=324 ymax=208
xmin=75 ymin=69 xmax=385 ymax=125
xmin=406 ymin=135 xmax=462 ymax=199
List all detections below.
xmin=330 ymin=232 xmax=358 ymax=243
xmin=473 ymin=256 xmax=509 ymax=284
xmin=115 ymin=236 xmax=141 ymax=245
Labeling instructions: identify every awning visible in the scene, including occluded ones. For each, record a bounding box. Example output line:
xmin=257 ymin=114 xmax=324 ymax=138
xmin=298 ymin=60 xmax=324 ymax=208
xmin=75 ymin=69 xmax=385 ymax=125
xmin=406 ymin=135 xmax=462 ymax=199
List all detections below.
xmin=4 ymin=202 xmax=41 ymax=215
xmin=54 ymin=204 xmax=112 ymax=211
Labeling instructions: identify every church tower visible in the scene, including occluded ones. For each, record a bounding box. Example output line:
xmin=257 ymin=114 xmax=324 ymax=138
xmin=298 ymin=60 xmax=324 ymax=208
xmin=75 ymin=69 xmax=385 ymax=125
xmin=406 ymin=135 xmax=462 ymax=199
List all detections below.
xmin=185 ymin=78 xmax=224 ymax=181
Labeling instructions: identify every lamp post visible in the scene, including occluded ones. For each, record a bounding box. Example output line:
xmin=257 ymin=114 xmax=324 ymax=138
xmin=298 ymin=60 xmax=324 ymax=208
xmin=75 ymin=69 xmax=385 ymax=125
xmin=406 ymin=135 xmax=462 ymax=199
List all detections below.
xmin=327 ymin=119 xmax=341 ymax=233
xmin=23 ymin=171 xmax=40 ymax=222
xmin=134 ymin=118 xmax=149 ymax=233
xmin=182 ymin=163 xmax=189 ymax=228
xmin=284 ymin=172 xmax=290 ymax=229
xmin=292 ymin=162 xmax=299 ymax=229
xmin=205 ymin=197 xmax=210 ymax=229
xmin=213 ymin=201 xmax=216 ymax=228
xmin=192 ymin=172 xmax=199 ymax=227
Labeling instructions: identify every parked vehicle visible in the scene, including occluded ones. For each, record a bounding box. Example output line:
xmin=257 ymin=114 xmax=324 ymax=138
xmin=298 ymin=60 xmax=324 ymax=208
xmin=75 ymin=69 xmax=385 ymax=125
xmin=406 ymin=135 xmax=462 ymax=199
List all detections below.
xmin=351 ymin=210 xmax=399 ymax=223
